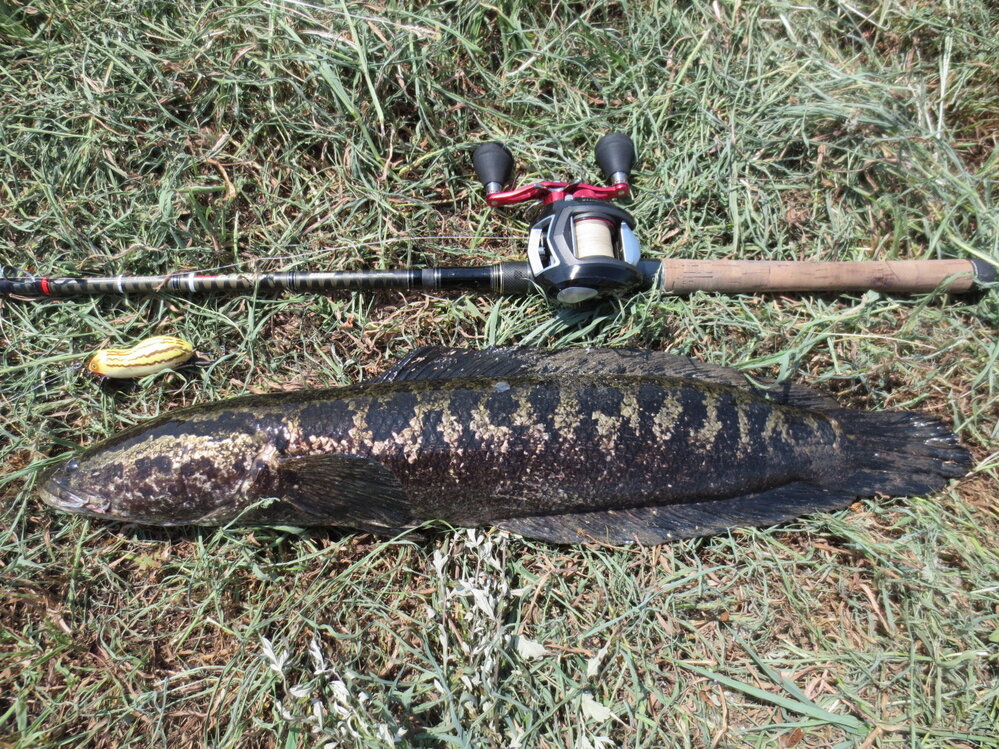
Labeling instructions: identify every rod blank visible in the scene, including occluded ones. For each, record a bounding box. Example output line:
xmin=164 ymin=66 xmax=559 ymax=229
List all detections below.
xmin=0 ymin=267 xmax=517 ymax=297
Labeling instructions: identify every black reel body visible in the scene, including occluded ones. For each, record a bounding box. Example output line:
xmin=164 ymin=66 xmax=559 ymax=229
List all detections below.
xmin=528 ymin=199 xmax=643 ymax=304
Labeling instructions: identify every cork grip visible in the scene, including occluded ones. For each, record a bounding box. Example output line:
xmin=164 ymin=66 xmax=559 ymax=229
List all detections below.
xmin=657 ymin=259 xmax=981 ymax=294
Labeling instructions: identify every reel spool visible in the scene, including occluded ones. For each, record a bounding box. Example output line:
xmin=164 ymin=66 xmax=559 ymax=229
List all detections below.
xmin=473 ymin=132 xmax=644 ymax=304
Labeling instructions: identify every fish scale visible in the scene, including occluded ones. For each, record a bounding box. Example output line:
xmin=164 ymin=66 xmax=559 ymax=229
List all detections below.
xmin=39 ymin=347 xmax=971 ymax=544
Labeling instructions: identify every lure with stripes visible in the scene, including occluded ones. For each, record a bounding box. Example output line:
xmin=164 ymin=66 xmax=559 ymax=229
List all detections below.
xmin=87 ymin=336 xmax=195 ymax=379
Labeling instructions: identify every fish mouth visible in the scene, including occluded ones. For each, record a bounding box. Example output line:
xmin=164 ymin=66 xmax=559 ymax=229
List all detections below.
xmin=39 ymin=472 xmax=113 ymax=518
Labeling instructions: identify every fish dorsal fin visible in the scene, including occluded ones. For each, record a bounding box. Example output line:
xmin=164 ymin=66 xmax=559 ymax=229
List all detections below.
xmin=498 ymin=482 xmax=855 ymax=545
xmin=374 ymin=346 xmax=534 ymax=383
xmin=376 ymin=346 xmax=747 ymax=382
xmin=752 ymin=378 xmax=840 ymax=410
xmin=376 ymin=346 xmax=839 ymax=410
xmin=276 ymin=454 xmax=413 ymax=531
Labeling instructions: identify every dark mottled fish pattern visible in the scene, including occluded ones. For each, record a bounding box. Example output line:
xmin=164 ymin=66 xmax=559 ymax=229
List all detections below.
xmin=39 ymin=347 xmax=972 ymax=544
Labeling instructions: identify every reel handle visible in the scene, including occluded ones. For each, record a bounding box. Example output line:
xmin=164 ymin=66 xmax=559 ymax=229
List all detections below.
xmin=594 ymin=132 xmax=635 ymax=185
xmin=473 ymin=142 xmax=514 ymax=195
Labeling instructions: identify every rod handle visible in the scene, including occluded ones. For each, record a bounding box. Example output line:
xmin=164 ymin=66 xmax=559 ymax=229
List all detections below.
xmin=473 ymin=142 xmax=514 ymax=195
xmin=594 ymin=132 xmax=635 ymax=185
xmin=646 ymin=258 xmax=993 ymax=294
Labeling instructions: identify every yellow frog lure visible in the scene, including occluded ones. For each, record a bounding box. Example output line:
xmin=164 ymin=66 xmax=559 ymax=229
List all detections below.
xmin=87 ymin=335 xmax=195 ymax=379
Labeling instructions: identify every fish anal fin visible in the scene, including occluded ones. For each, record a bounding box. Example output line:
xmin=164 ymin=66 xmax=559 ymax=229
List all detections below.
xmin=498 ymin=483 xmax=855 ymax=544
xmin=277 ymin=453 xmax=413 ymax=529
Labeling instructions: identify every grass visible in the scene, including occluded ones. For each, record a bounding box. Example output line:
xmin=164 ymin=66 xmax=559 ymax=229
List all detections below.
xmin=1 ymin=0 xmax=998 ymax=746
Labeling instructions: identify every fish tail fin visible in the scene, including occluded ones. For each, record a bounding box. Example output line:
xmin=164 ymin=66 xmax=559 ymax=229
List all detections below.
xmin=823 ymin=410 xmax=972 ymax=496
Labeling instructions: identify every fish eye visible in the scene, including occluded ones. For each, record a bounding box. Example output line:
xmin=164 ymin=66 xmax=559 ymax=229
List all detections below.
xmin=66 ymin=459 xmax=80 ymax=472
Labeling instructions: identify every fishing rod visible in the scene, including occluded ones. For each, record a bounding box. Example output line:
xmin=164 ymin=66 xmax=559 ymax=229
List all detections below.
xmin=1 ymin=133 xmax=994 ymax=304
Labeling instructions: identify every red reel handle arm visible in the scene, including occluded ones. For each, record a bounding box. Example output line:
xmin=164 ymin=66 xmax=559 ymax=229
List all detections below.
xmin=486 ymin=181 xmax=629 ymax=207
xmin=485 ymin=183 xmax=553 ymax=206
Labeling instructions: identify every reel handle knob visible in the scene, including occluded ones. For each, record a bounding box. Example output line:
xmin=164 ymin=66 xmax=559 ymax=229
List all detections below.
xmin=595 ymin=132 xmax=635 ymax=185
xmin=473 ymin=142 xmax=514 ymax=195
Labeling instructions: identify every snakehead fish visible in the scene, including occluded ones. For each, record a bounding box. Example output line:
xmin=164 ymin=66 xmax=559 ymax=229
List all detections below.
xmin=39 ymin=347 xmax=971 ymax=544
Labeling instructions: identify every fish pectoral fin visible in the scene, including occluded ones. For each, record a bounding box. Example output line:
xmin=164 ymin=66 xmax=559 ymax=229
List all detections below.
xmin=277 ymin=454 xmax=413 ymax=528
xmin=497 ymin=483 xmax=856 ymax=544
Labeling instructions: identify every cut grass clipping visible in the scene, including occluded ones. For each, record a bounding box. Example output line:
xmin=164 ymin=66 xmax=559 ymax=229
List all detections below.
xmin=2 ymin=0 xmax=998 ymax=747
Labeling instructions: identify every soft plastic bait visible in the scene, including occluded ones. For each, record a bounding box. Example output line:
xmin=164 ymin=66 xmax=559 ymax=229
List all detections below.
xmin=87 ymin=335 xmax=194 ymax=379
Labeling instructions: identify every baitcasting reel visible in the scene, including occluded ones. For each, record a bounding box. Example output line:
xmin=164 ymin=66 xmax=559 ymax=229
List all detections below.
xmin=473 ymin=133 xmax=643 ymax=304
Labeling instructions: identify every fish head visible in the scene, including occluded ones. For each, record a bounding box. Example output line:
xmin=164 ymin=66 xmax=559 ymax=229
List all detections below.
xmin=39 ymin=415 xmax=282 ymax=525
